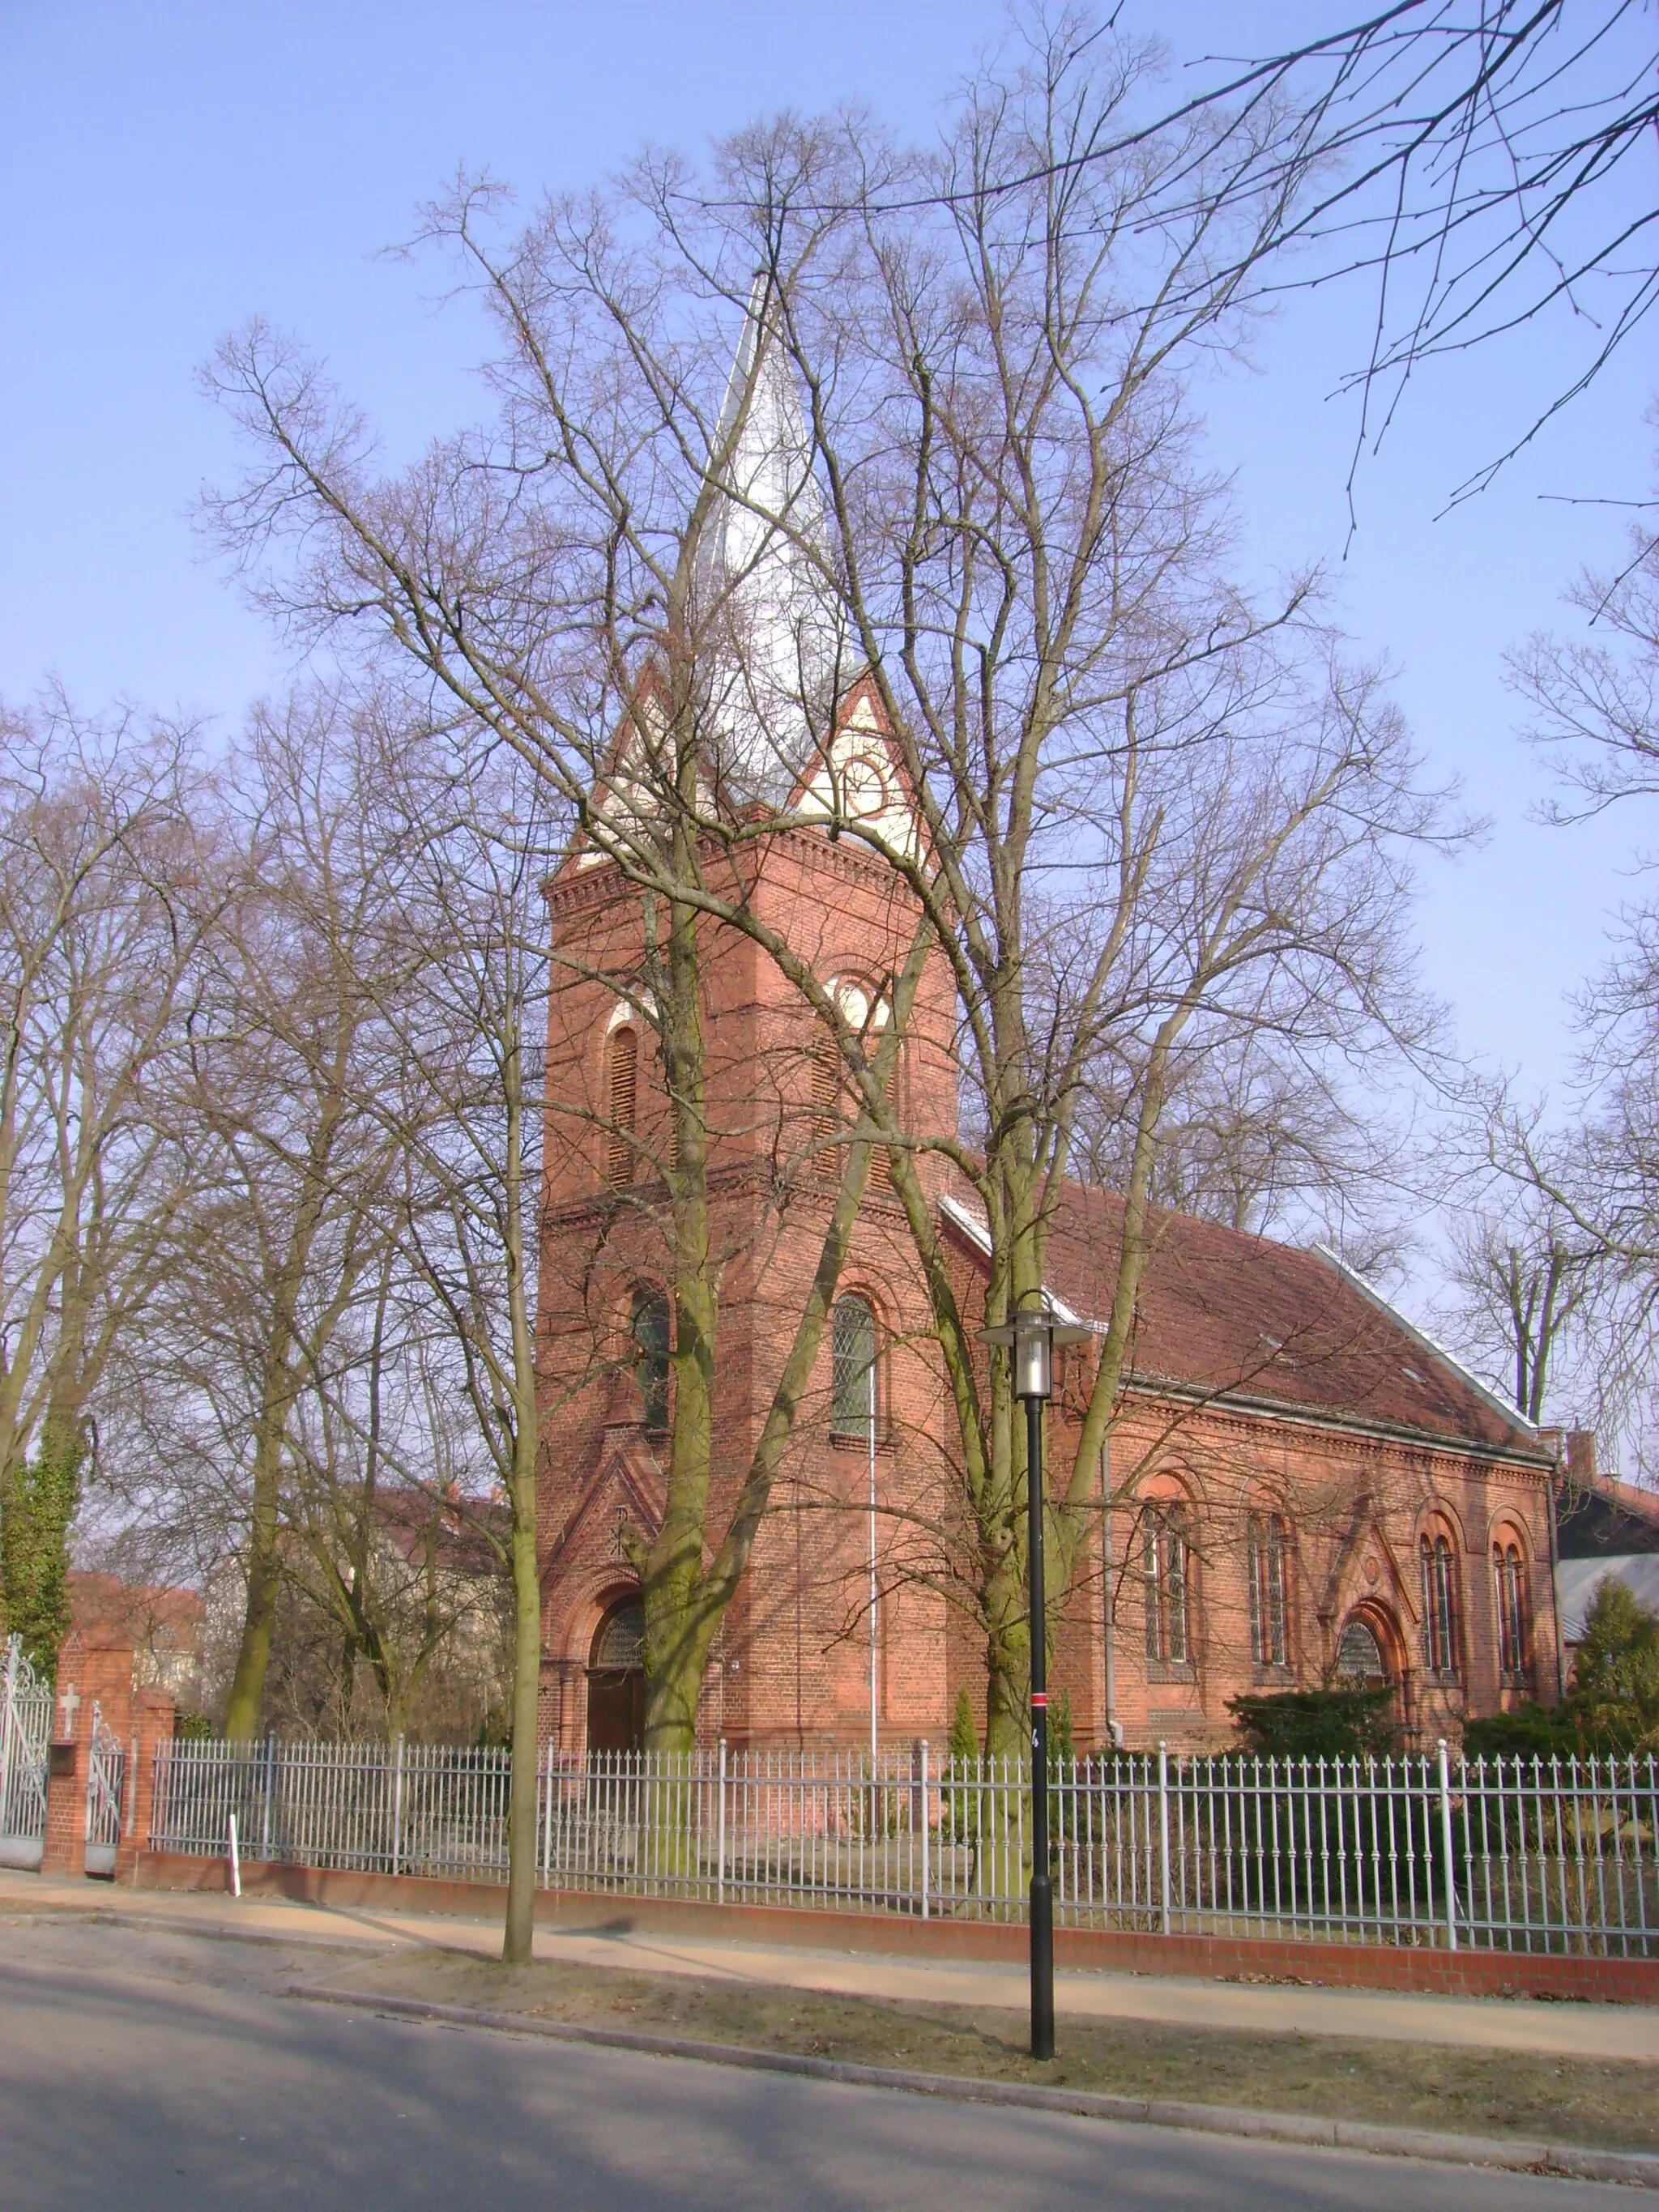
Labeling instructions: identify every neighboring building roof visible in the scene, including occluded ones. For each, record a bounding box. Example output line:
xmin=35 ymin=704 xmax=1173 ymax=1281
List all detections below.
xmin=67 ymin=1571 xmax=204 ymax=1652
xmin=1556 ymin=1555 xmax=1659 ymax=1643
xmin=369 ymin=1486 xmax=510 ymax=1580
xmin=945 ymin=1179 xmax=1545 ymax=1459
xmin=1555 ymin=1475 xmax=1659 ymax=1559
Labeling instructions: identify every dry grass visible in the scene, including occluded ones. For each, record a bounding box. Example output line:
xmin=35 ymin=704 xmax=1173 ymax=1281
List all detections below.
xmin=322 ymin=1945 xmax=1659 ymax=2154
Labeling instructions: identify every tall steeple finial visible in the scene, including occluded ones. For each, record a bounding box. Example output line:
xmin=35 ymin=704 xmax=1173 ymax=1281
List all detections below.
xmin=692 ymin=274 xmax=842 ymax=801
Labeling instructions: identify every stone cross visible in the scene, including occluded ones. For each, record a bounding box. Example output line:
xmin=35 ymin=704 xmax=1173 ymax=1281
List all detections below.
xmin=56 ymin=1682 xmax=80 ymax=1737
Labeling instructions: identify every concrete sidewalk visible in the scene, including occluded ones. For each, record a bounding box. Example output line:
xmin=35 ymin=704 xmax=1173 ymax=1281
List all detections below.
xmin=4 ymin=1865 xmax=1657 ymax=2064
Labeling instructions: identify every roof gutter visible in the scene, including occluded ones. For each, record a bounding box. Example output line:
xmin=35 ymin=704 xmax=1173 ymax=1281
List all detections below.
xmin=1111 ymin=1368 xmax=1558 ymax=1473
xmin=936 ymin=1196 xmax=1550 ymax=1469
xmin=1311 ymin=1243 xmax=1539 ymax=1439
xmin=937 ymin=1194 xmax=1090 ymax=1328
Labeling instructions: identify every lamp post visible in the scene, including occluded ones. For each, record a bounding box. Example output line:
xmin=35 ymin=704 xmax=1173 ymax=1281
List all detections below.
xmin=979 ymin=1301 xmax=1091 ymax=2062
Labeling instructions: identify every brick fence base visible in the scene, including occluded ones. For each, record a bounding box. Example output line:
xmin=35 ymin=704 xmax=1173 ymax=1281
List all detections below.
xmin=130 ymin=1851 xmax=1659 ymax=2006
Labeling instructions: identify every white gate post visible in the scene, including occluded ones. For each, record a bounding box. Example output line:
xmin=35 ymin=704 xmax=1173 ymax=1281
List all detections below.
xmin=261 ymin=1732 xmax=275 ymax=1861
xmin=717 ymin=1738 xmax=727 ymax=1906
xmin=1437 ymin=1737 xmax=1458 ymax=1951
xmin=390 ymin=1734 xmax=406 ymax=1879
xmin=919 ymin=1740 xmax=930 ymax=1921
xmin=1158 ymin=1741 xmax=1172 ymax=1937
xmin=1 ymin=1638 xmax=17 ymax=1818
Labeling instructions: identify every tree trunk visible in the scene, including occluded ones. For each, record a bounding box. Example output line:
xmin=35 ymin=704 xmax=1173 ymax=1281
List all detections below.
xmin=224 ymin=1378 xmax=289 ymax=1741
xmin=502 ymin=1389 xmax=544 ymax=1963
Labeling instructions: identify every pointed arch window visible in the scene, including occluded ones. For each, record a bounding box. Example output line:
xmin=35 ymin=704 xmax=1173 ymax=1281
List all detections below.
xmin=1494 ymin=1537 xmax=1531 ymax=1680
xmin=607 ymin=1025 xmax=638 ymax=1187
xmin=831 ymin=1293 xmax=877 ymax=1441
xmin=1247 ymin=1514 xmax=1288 ymax=1669
xmin=1144 ymin=1502 xmax=1192 ymax=1671
xmin=814 ymin=978 xmax=898 ymax=1190
xmin=1420 ymin=1529 xmax=1461 ymax=1681
xmin=631 ymin=1287 xmax=670 ymax=1431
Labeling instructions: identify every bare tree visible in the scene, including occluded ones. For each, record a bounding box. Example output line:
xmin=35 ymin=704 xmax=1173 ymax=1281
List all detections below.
xmin=198 ymin=137 xmax=937 ymax=1776
xmin=1440 ymin=1174 xmax=1605 ymax=1424
xmin=945 ymin=4 xmax=1658 ymax=507
xmin=0 ymin=701 xmax=220 ymax=1671
xmin=704 ymin=30 xmax=1465 ymax=1750
xmin=1492 ymin=469 xmax=1659 ymax=1466
xmin=159 ymin=696 xmax=417 ymax=1740
xmin=1071 ymin=1027 xmax=1411 ymax=1266
xmin=343 ymin=724 xmax=556 ymax=1960
xmin=1512 ymin=467 xmax=1659 ymax=812
xmin=196 ymin=16 xmax=1464 ymax=1766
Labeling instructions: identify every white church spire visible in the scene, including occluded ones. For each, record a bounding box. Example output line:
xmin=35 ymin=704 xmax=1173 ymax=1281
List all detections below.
xmin=692 ymin=276 xmax=844 ymax=802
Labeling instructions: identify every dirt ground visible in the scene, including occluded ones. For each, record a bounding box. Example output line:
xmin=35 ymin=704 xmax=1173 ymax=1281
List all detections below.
xmin=318 ymin=1942 xmax=1659 ymax=2154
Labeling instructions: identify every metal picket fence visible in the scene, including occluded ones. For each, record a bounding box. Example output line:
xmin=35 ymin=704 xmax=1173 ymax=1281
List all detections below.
xmin=0 ymin=1636 xmax=53 ymax=1869
xmin=84 ymin=1705 xmax=126 ymax=1876
xmin=147 ymin=1737 xmax=1659 ymax=1958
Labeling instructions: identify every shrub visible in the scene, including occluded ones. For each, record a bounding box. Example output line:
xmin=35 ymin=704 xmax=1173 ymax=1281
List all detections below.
xmin=1227 ymin=1686 xmax=1397 ymax=1762
xmin=1048 ymin=1689 xmax=1075 ymax=1767
xmin=948 ymin=1684 xmax=979 ymax=1765
xmin=945 ymin=1684 xmax=979 ymax=1842
xmin=1461 ymin=1704 xmax=1578 ymax=1762
xmin=1466 ymin=1582 xmax=1659 ymax=1761
xmin=1573 ymin=1578 xmax=1659 ymax=1745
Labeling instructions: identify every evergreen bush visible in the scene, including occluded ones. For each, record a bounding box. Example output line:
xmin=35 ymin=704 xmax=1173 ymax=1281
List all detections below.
xmin=945 ymin=1685 xmax=979 ymax=1843
xmin=1226 ymin=1686 xmax=1397 ymax=1762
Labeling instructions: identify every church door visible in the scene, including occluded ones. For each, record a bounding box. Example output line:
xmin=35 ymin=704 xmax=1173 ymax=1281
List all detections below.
xmin=586 ymin=1596 xmax=646 ymax=1754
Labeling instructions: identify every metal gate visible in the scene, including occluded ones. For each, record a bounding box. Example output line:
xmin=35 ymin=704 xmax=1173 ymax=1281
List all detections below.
xmin=85 ymin=1705 xmax=126 ymax=1877
xmin=0 ymin=1635 xmax=52 ymax=1869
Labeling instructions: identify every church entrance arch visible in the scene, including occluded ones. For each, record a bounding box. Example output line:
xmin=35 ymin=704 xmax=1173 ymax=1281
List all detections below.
xmin=1334 ymin=1610 xmax=1392 ymax=1687
xmin=1333 ymin=1603 xmax=1408 ymax=1734
xmin=586 ymin=1594 xmax=646 ymax=1754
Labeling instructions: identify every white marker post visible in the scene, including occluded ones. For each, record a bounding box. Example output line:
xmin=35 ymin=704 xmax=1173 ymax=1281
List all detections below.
xmin=228 ymin=1810 xmax=242 ymax=1899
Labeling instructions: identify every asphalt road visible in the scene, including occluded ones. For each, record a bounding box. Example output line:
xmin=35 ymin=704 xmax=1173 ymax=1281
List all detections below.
xmin=0 ymin=1921 xmax=1631 ymax=2211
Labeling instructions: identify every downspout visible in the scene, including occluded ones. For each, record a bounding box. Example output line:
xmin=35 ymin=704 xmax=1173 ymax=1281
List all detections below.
xmin=1102 ymin=1438 xmax=1122 ymax=1750
xmin=1544 ymin=1452 xmax=1567 ymax=1706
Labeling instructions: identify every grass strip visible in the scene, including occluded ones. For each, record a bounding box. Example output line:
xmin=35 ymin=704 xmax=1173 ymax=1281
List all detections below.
xmin=318 ymin=1946 xmax=1659 ymax=2156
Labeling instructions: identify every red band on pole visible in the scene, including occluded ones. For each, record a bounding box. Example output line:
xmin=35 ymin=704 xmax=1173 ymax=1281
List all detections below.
xmin=1030 ymin=1693 xmax=1047 ymax=1708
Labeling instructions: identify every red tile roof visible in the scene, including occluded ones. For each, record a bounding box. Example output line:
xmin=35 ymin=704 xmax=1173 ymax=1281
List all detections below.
xmin=67 ymin=1571 xmax=205 ymax=1649
xmin=951 ymin=1181 xmax=1542 ymax=1457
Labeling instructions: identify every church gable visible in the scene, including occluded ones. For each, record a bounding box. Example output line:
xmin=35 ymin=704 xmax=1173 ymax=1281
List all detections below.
xmin=542 ymin=1436 xmax=665 ymax=1577
xmin=789 ymin=677 xmax=926 ymax=863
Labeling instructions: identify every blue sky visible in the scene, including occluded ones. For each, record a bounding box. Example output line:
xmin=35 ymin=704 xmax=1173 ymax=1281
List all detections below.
xmin=1 ymin=1 xmax=1653 ymax=1107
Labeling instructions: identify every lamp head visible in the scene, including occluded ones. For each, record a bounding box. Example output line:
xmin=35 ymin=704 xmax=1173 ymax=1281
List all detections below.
xmin=979 ymin=1307 xmax=1094 ymax=1402
xmin=1015 ymin=1314 xmax=1051 ymax=1402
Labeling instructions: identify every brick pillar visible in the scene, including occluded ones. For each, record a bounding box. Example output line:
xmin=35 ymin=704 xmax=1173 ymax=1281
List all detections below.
xmin=115 ymin=1687 xmax=174 ymax=1883
xmin=41 ymin=1628 xmax=139 ymax=1879
xmin=41 ymin=1670 xmax=90 ymax=1878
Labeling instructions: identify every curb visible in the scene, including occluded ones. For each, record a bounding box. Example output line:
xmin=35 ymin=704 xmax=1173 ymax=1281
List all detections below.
xmin=292 ymin=1984 xmax=1659 ymax=2189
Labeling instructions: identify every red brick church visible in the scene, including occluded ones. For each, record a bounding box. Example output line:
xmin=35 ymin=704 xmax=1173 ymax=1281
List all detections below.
xmin=533 ymin=315 xmax=1560 ymax=1764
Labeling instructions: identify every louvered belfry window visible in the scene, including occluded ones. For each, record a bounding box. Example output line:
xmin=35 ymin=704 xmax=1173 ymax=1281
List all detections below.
xmin=607 ymin=1026 xmax=638 ymax=1187
xmin=868 ymin=1063 xmax=898 ymax=1192
xmin=812 ymin=1030 xmax=840 ymax=1140
xmin=814 ymin=1032 xmax=898 ymax=1191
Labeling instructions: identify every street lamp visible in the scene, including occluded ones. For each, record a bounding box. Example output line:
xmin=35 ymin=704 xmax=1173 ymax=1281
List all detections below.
xmin=979 ymin=1300 xmax=1091 ymax=2062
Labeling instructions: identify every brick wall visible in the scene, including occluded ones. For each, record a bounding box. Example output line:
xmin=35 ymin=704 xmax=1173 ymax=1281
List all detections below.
xmin=536 ymin=744 xmax=1558 ymax=1758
